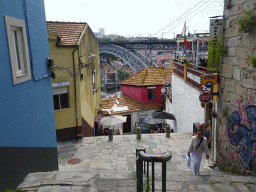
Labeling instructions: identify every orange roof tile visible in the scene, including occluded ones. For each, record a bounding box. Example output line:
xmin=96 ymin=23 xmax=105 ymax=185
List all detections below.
xmin=101 ymin=92 xmax=163 ymax=115
xmin=46 ymin=21 xmax=87 ymax=46
xmin=119 ymin=67 xmax=172 ymax=86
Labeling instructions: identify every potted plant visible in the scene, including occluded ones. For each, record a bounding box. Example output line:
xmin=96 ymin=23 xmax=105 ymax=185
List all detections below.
xmin=250 ymin=56 xmax=256 ymax=68
xmin=182 ymin=57 xmax=188 ymax=64
xmin=237 ymin=9 xmax=256 ymax=33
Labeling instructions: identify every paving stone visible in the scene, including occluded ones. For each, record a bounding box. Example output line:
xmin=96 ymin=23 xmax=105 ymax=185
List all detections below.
xmin=246 ymin=184 xmax=256 ymax=191
xmin=94 ymin=180 xmax=119 ymax=190
xmin=233 ymin=183 xmax=250 ymax=192
xmin=196 ymin=184 xmax=216 ymax=192
xmin=37 ymin=186 xmax=72 ymax=192
xmin=17 ymin=133 xmax=256 ymax=191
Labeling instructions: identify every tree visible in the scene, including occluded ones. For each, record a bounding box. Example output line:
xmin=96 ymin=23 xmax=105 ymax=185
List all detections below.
xmin=115 ymin=36 xmax=126 ymax=41
xmin=100 ymin=53 xmax=118 ymax=64
xmin=117 ymin=69 xmax=130 ymax=81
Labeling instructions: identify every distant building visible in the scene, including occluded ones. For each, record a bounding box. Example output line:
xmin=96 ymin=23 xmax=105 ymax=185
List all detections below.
xmin=94 ymin=28 xmax=105 ymax=38
xmin=101 ymin=67 xmax=172 ymax=133
xmin=0 ymin=0 xmax=58 ymax=191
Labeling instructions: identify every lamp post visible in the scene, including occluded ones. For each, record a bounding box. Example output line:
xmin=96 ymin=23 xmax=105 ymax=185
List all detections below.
xmin=147 ymin=33 xmax=153 ymax=66
xmin=171 ymin=32 xmax=175 ymax=39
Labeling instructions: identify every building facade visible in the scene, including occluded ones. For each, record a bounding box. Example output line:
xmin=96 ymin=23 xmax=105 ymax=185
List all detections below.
xmin=101 ymin=67 xmax=172 ymax=133
xmin=216 ymin=0 xmax=256 ymax=174
xmin=0 ymin=0 xmax=58 ymax=191
xmin=47 ymin=21 xmax=101 ymax=141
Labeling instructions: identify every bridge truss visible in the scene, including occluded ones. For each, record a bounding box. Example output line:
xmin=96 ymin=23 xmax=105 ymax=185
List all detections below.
xmin=99 ymin=40 xmax=177 ymax=72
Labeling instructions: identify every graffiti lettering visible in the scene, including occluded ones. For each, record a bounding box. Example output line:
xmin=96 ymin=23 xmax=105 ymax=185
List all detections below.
xmin=228 ymin=101 xmax=256 ymax=172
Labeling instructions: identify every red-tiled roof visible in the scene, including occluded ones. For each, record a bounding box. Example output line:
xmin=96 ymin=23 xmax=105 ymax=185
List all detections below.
xmin=101 ymin=92 xmax=163 ymax=115
xmin=119 ymin=67 xmax=172 ymax=86
xmin=46 ymin=21 xmax=87 ymax=46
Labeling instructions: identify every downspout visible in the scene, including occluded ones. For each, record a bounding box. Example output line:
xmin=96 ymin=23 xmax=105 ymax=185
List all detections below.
xmin=73 ymin=46 xmax=79 ymax=139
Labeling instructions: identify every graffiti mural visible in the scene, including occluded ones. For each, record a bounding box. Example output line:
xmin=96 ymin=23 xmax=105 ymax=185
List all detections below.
xmin=227 ymin=98 xmax=256 ymax=172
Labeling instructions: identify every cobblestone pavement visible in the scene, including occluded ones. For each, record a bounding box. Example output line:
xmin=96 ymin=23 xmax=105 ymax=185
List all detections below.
xmin=18 ymin=133 xmax=256 ymax=191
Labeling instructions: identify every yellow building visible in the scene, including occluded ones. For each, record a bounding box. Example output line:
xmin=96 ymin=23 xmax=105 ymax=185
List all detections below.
xmin=47 ymin=21 xmax=101 ymax=141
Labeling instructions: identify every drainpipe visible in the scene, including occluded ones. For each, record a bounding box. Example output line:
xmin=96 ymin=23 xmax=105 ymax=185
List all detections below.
xmin=73 ymin=46 xmax=79 ymax=139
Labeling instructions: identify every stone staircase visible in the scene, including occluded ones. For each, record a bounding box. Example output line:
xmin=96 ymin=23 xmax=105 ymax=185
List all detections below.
xmin=17 ymin=133 xmax=256 ymax=191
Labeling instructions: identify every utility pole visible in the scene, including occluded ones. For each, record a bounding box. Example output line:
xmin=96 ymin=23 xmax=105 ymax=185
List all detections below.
xmin=149 ymin=34 xmax=152 ymax=66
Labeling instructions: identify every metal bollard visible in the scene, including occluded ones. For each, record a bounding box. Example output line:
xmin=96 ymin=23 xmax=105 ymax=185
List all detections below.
xmin=108 ymin=128 xmax=113 ymax=141
xmin=137 ymin=127 xmax=141 ymax=139
xmin=166 ymin=125 xmax=170 ymax=138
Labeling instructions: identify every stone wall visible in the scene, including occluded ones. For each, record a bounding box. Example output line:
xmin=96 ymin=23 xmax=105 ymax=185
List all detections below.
xmin=217 ymin=0 xmax=256 ymax=175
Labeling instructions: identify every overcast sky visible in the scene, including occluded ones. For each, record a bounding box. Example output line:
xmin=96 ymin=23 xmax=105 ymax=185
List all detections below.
xmin=44 ymin=0 xmax=224 ymax=39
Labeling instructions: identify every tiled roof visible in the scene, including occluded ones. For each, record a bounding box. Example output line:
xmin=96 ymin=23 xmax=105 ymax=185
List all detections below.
xmin=119 ymin=67 xmax=172 ymax=86
xmin=101 ymin=92 xmax=163 ymax=115
xmin=46 ymin=21 xmax=87 ymax=46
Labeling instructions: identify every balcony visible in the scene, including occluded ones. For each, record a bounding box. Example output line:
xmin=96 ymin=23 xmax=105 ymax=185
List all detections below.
xmin=172 ymin=60 xmax=215 ymax=91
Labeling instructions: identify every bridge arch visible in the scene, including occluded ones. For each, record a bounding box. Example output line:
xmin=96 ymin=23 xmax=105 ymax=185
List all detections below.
xmin=99 ymin=44 xmax=157 ymax=73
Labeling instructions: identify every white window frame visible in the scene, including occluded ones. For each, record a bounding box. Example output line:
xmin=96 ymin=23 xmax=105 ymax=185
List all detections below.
xmin=139 ymin=118 xmax=145 ymax=124
xmin=5 ymin=15 xmax=31 ymax=85
xmin=92 ymin=69 xmax=96 ymax=94
xmin=52 ymin=82 xmax=70 ymax=111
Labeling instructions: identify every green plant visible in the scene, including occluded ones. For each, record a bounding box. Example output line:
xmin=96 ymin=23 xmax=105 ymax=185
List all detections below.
xmin=219 ymin=165 xmax=246 ymax=176
xmin=250 ymin=56 xmax=256 ymax=68
xmin=229 ymin=181 xmax=239 ymax=185
xmin=237 ymin=9 xmax=256 ymax=33
xmin=246 ymin=181 xmax=255 ymax=184
xmin=207 ymin=181 xmax=220 ymax=185
xmin=145 ymin=177 xmax=151 ymax=192
xmin=218 ymin=45 xmax=228 ymax=55
xmin=5 ymin=188 xmax=28 ymax=192
xmin=223 ymin=106 xmax=229 ymax=118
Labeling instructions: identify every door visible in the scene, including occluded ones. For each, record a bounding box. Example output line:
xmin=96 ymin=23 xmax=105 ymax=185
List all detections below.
xmin=123 ymin=114 xmax=131 ymax=133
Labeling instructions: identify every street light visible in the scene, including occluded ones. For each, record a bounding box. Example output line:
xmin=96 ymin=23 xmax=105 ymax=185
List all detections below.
xmin=146 ymin=33 xmax=153 ymax=66
xmin=171 ymin=32 xmax=175 ymax=39
xmin=162 ymin=32 xmax=167 ymax=41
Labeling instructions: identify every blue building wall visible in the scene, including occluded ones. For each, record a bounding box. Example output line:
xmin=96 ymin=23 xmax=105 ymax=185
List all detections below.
xmin=0 ymin=0 xmax=58 ymax=190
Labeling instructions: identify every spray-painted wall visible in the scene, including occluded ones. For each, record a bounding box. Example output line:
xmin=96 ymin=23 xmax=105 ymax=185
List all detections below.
xmin=165 ymin=73 xmax=205 ymax=132
xmin=217 ymin=0 xmax=256 ymax=174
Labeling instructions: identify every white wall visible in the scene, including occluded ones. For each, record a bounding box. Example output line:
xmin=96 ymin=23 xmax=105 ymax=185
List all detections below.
xmin=102 ymin=108 xmax=163 ymax=134
xmin=166 ymin=73 xmax=205 ymax=133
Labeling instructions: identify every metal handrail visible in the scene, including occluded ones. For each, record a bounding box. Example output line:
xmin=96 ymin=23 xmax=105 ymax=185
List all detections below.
xmin=137 ymin=151 xmax=172 ymax=162
xmin=136 ymin=149 xmax=172 ymax=192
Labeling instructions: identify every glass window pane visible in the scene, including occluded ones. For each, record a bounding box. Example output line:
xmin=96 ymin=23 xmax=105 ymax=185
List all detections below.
xmin=60 ymin=93 xmax=69 ymax=109
xmin=148 ymin=89 xmax=156 ymax=100
xmin=13 ymin=30 xmax=21 ymax=71
xmin=53 ymin=94 xmax=60 ymax=110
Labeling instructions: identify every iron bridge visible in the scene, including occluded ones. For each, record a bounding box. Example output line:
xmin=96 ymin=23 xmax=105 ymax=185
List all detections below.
xmin=99 ymin=40 xmax=177 ymax=72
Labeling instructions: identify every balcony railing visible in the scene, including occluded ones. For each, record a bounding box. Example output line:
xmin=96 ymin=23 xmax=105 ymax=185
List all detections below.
xmin=172 ymin=60 xmax=214 ymax=91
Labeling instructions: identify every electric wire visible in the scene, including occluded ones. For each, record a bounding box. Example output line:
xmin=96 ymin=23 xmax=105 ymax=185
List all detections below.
xmin=163 ymin=0 xmax=214 ymax=37
xmin=153 ymin=0 xmax=212 ymax=37
xmin=152 ymin=0 xmax=209 ymax=36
